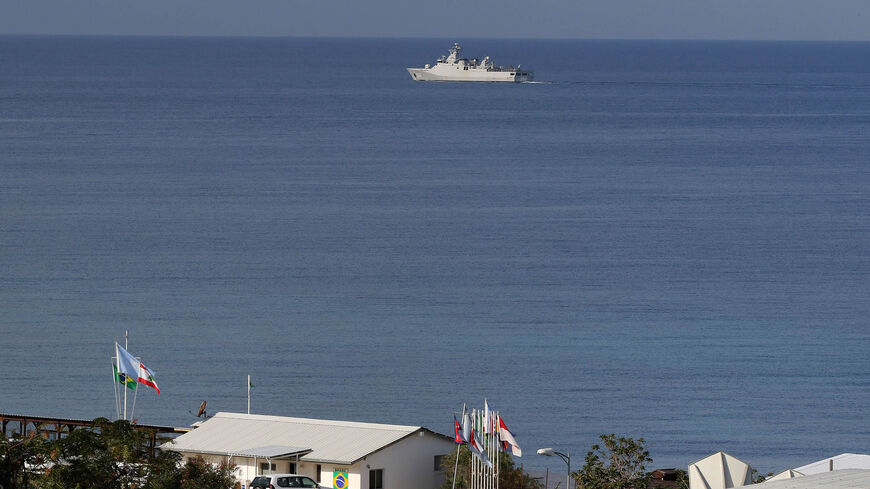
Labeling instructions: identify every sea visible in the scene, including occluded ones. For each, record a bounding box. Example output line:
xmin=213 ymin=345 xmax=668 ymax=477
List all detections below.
xmin=1 ymin=36 xmax=869 ymax=475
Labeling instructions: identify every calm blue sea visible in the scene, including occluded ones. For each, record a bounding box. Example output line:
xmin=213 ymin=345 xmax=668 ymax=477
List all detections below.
xmin=1 ymin=36 xmax=869 ymax=474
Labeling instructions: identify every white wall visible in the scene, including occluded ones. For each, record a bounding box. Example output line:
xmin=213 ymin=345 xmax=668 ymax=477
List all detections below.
xmin=178 ymin=453 xmax=313 ymax=488
xmin=361 ymin=430 xmax=454 ymax=489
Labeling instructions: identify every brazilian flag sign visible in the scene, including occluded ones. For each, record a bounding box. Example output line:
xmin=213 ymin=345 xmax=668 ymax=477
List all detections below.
xmin=113 ymin=363 xmax=137 ymax=390
xmin=333 ymin=471 xmax=348 ymax=489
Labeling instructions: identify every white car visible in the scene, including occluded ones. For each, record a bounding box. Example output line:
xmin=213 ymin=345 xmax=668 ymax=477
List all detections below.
xmin=250 ymin=474 xmax=325 ymax=489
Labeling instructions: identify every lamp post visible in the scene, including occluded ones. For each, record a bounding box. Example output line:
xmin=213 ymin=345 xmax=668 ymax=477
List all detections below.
xmin=537 ymin=448 xmax=571 ymax=489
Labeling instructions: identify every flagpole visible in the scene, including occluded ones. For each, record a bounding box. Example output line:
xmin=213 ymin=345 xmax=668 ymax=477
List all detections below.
xmin=496 ymin=411 xmax=500 ymax=489
xmin=130 ymin=382 xmax=139 ymax=421
xmin=123 ymin=330 xmax=129 ymax=420
xmin=112 ymin=358 xmax=121 ymax=420
xmin=130 ymin=349 xmax=140 ymax=422
xmin=471 ymin=408 xmax=480 ymax=489
xmin=452 ymin=406 xmax=461 ymax=489
xmin=247 ymin=374 xmax=251 ymax=415
xmin=452 ymin=436 xmax=461 ymax=489
xmin=488 ymin=407 xmax=492 ymax=489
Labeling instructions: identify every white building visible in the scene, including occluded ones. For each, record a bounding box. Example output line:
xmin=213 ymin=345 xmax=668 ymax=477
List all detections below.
xmin=163 ymin=412 xmax=455 ymax=489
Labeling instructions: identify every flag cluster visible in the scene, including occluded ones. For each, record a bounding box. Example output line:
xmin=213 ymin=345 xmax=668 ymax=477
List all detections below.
xmin=453 ymin=399 xmax=522 ymax=469
xmin=114 ymin=342 xmax=160 ymax=394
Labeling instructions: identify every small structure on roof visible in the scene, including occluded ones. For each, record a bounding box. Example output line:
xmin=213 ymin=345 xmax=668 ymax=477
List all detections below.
xmin=163 ymin=412 xmax=454 ymax=489
xmin=688 ymin=452 xmax=753 ymax=489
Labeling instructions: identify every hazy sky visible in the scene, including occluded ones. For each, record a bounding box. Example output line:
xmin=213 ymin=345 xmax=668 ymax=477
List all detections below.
xmin=2 ymin=0 xmax=869 ymax=40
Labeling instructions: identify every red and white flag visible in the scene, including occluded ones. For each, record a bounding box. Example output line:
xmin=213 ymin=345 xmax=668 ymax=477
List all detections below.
xmin=137 ymin=362 xmax=160 ymax=394
xmin=499 ymin=416 xmax=522 ymax=456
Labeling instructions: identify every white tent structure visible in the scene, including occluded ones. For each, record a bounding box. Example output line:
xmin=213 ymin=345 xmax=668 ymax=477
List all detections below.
xmin=767 ymin=469 xmax=804 ymax=482
xmin=753 ymin=469 xmax=870 ymax=489
xmin=689 ymin=452 xmax=753 ymax=489
xmin=794 ymin=454 xmax=870 ymax=475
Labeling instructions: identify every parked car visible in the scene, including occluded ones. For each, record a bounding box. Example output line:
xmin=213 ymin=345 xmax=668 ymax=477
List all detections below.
xmin=250 ymin=474 xmax=325 ymax=489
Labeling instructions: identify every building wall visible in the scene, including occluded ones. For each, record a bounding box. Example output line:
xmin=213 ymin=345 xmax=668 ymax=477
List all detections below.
xmin=178 ymin=453 xmax=313 ymax=488
xmin=361 ymin=430 xmax=454 ymax=489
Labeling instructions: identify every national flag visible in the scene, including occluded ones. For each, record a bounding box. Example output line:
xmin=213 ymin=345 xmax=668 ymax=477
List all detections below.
xmin=461 ymin=408 xmax=472 ymax=444
xmin=116 ymin=342 xmax=160 ymax=395
xmin=498 ymin=416 xmax=522 ymax=456
xmin=467 ymin=421 xmax=492 ymax=468
xmin=116 ymin=342 xmax=140 ymax=380
xmin=113 ymin=362 xmax=136 ymax=390
xmin=454 ymin=416 xmax=463 ymax=443
xmin=484 ymin=399 xmax=491 ymax=434
xmin=137 ymin=362 xmax=160 ymax=394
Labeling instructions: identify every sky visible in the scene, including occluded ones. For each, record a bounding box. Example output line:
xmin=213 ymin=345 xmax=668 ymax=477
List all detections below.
xmin=1 ymin=0 xmax=870 ymax=40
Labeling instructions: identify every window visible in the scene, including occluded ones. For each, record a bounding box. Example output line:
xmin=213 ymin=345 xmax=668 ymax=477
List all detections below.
xmin=434 ymin=455 xmax=446 ymax=471
xmin=300 ymin=478 xmax=318 ymax=488
xmin=260 ymin=462 xmax=276 ymax=473
xmin=369 ymin=468 xmax=384 ymax=489
xmin=252 ymin=476 xmax=271 ymax=487
xmin=277 ymin=477 xmax=291 ymax=487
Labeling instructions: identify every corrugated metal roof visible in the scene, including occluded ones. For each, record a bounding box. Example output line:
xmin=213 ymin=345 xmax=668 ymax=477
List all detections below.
xmin=163 ymin=412 xmax=434 ymax=465
xmin=795 ymin=455 xmax=870 ymax=475
xmin=229 ymin=445 xmax=311 ymax=459
xmin=755 ymin=469 xmax=870 ymax=489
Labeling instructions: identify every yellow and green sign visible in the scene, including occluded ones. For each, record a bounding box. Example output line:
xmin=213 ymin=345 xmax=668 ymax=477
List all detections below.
xmin=333 ymin=471 xmax=348 ymax=489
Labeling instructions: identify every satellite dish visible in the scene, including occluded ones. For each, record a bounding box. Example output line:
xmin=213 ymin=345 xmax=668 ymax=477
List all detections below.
xmin=196 ymin=401 xmax=207 ymax=418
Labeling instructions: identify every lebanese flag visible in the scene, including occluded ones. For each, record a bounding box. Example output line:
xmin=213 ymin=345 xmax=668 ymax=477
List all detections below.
xmin=499 ymin=417 xmax=522 ymax=456
xmin=454 ymin=416 xmax=463 ymax=443
xmin=137 ymin=363 xmax=160 ymax=394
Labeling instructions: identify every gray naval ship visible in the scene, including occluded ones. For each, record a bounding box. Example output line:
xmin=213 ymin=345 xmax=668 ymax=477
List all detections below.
xmin=407 ymin=43 xmax=533 ymax=83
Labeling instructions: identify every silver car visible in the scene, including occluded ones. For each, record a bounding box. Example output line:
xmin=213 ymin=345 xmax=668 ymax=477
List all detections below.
xmin=250 ymin=474 xmax=325 ymax=489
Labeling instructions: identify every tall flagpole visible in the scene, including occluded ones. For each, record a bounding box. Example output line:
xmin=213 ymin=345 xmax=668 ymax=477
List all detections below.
xmin=112 ymin=358 xmax=121 ymax=420
xmin=123 ymin=330 xmax=129 ymax=420
xmin=496 ymin=411 xmax=500 ymax=489
xmin=453 ymin=404 xmax=466 ymax=489
xmin=247 ymin=374 xmax=251 ymax=414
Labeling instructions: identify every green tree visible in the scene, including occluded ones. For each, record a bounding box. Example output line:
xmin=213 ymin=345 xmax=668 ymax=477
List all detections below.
xmin=4 ymin=418 xmax=236 ymax=489
xmin=673 ymin=469 xmax=689 ymax=489
xmin=441 ymin=445 xmax=542 ymax=489
xmin=41 ymin=418 xmax=153 ymax=489
xmin=750 ymin=469 xmax=773 ymax=484
xmin=573 ymin=434 xmax=653 ymax=489
xmin=0 ymin=431 xmax=49 ymax=489
xmin=176 ymin=456 xmax=236 ymax=489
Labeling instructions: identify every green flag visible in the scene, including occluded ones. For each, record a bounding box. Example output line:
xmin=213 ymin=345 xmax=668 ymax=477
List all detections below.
xmin=113 ymin=362 xmax=137 ymax=390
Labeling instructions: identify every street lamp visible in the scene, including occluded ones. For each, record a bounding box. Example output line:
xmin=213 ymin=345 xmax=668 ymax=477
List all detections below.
xmin=537 ymin=447 xmax=571 ymax=489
